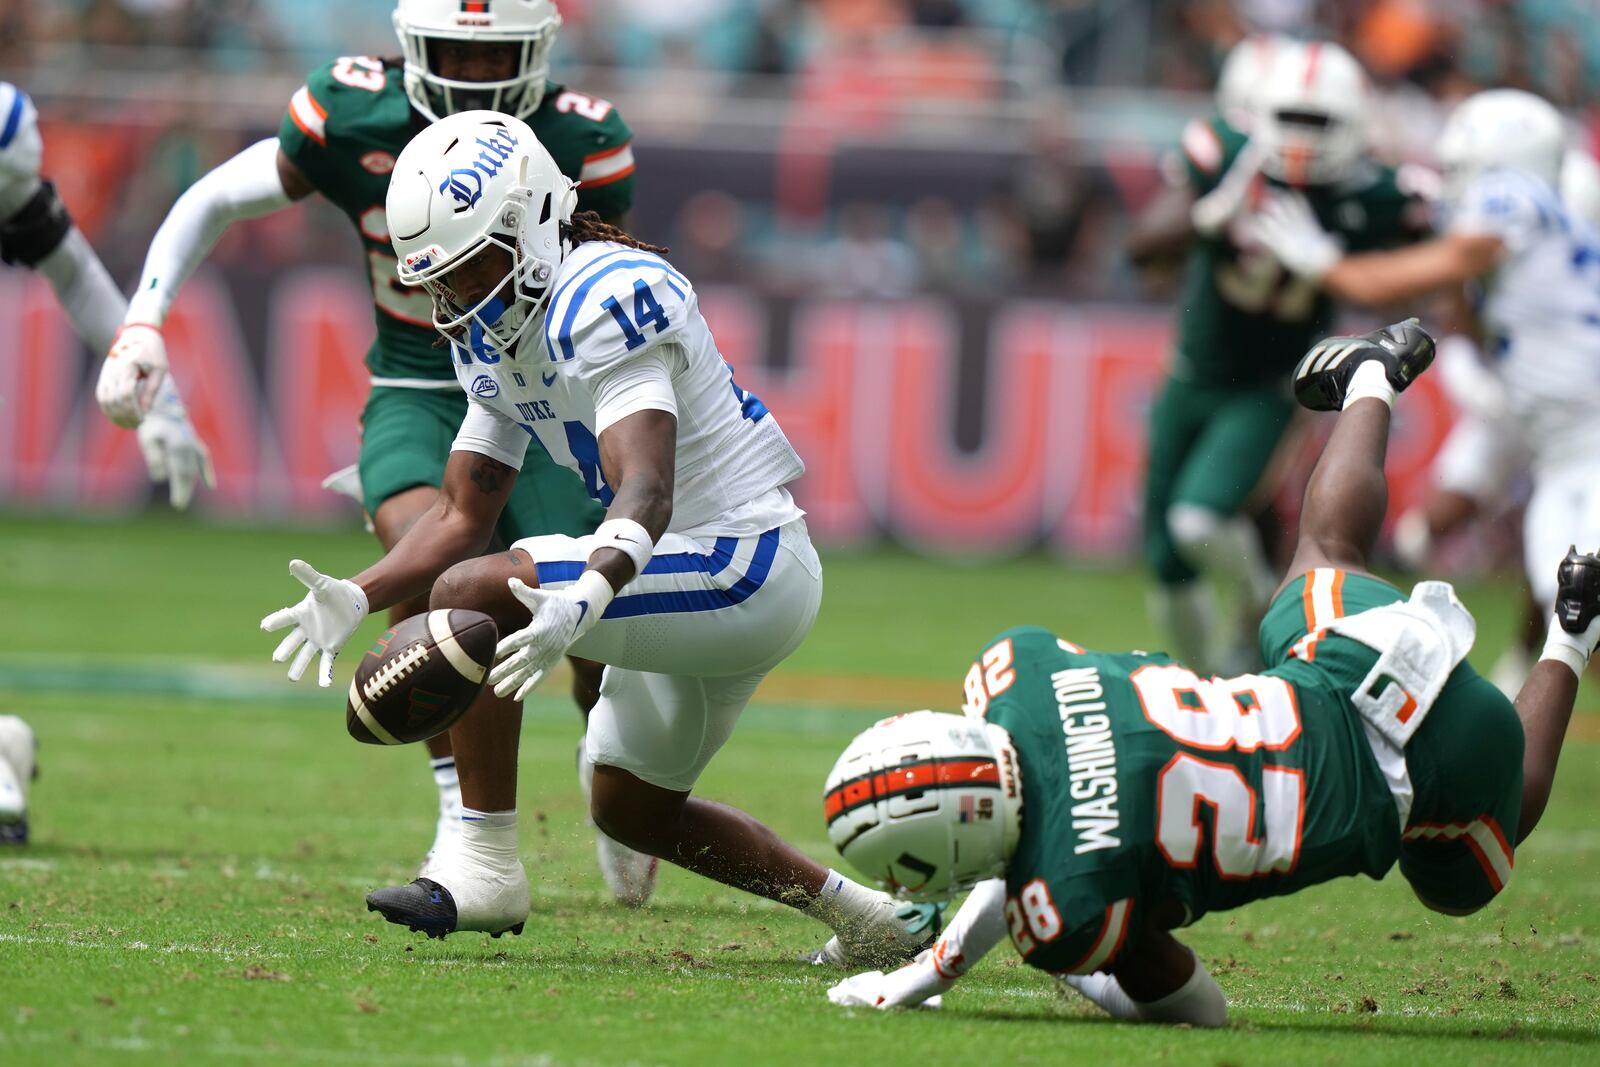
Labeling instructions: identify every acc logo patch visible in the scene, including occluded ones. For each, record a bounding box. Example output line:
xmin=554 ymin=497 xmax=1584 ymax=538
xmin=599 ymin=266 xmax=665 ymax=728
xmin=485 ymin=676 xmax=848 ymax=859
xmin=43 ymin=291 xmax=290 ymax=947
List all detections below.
xmin=360 ymin=151 xmax=396 ymax=175
xmin=471 ymin=374 xmax=500 ymax=399
xmin=404 ymin=243 xmax=445 ymax=272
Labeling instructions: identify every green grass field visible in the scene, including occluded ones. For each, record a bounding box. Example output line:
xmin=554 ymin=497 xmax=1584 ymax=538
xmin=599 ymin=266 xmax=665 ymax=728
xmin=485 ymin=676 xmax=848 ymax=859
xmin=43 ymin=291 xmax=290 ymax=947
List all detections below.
xmin=2 ymin=511 xmax=1598 ymax=1065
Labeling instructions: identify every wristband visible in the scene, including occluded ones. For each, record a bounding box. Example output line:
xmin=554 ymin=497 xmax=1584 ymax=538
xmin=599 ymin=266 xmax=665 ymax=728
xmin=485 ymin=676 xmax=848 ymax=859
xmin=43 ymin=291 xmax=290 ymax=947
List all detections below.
xmin=1541 ymin=616 xmax=1590 ymax=678
xmin=592 ymin=517 xmax=654 ymax=577
xmin=0 ymin=179 xmax=71 ymax=267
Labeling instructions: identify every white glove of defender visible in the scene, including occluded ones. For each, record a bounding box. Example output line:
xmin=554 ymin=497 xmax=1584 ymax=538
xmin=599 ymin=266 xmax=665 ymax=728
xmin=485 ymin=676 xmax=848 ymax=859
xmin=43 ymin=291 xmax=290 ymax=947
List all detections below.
xmin=97 ymin=323 xmax=170 ymax=428
xmin=1241 ymin=190 xmax=1344 ymax=280
xmin=1190 ymin=141 xmax=1265 ymax=238
xmin=259 ymin=560 xmax=369 ymax=687
xmin=489 ymin=576 xmax=603 ymax=702
xmin=137 ymin=375 xmax=215 ymax=509
xmin=826 ymin=951 xmax=951 ymax=1010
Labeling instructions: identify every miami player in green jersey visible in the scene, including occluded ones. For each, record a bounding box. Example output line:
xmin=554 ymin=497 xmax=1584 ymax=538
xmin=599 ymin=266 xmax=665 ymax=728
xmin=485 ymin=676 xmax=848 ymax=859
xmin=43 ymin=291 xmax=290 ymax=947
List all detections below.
xmin=1126 ymin=40 xmax=1432 ymax=677
xmin=94 ymin=0 xmax=656 ymax=904
xmin=821 ymin=319 xmax=1600 ymax=1022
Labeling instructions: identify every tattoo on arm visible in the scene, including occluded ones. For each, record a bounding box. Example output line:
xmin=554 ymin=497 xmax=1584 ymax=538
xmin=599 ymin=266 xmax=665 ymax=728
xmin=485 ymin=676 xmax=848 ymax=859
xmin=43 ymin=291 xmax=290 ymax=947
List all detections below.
xmin=468 ymin=457 xmax=514 ymax=496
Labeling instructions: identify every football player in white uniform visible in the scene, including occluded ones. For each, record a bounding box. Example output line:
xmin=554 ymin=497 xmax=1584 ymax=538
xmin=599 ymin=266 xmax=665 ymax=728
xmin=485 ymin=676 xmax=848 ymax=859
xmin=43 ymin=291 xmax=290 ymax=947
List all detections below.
xmin=0 ymin=82 xmax=213 ymax=508
xmin=1246 ymin=89 xmax=1600 ymax=637
xmin=0 ymin=82 xmax=211 ymax=843
xmin=257 ymin=111 xmax=938 ymax=964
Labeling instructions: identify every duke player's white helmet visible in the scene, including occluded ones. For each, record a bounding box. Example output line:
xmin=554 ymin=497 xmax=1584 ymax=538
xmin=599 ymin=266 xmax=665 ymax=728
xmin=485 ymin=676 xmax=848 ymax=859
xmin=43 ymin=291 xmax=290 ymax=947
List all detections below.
xmin=1436 ymin=90 xmax=1566 ymax=204
xmin=824 ymin=711 xmax=1022 ymax=901
xmin=387 ymin=109 xmax=576 ymax=357
xmin=394 ymin=0 xmax=563 ymax=122
xmin=1215 ymin=34 xmax=1296 ymax=132
xmin=1253 ymin=40 xmax=1369 ymax=186
xmin=1561 ymin=147 xmax=1600 ymax=228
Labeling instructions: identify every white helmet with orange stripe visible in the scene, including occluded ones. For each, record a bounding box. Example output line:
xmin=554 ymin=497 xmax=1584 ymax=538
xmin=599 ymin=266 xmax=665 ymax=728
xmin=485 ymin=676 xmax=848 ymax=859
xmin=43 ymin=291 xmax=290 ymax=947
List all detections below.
xmin=394 ymin=0 xmax=562 ymax=122
xmin=1215 ymin=33 xmax=1296 ymax=132
xmin=823 ymin=710 xmax=1022 ymax=901
xmin=1254 ymin=40 xmax=1370 ymax=186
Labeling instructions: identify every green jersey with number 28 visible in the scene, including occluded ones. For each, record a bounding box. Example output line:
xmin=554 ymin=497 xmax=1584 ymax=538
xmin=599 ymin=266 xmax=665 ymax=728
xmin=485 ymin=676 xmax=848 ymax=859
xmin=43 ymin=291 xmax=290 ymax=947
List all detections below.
xmin=1173 ymin=115 xmax=1431 ymax=387
xmin=277 ymin=55 xmax=635 ymax=382
xmin=961 ymin=625 xmax=1401 ymax=976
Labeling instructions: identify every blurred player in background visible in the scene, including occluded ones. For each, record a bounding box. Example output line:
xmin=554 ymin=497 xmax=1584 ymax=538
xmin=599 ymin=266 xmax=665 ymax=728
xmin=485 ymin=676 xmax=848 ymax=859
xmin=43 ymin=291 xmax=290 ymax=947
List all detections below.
xmin=0 ymin=79 xmax=213 ymax=842
xmin=0 ymin=81 xmax=212 ymax=507
xmin=1246 ymin=90 xmax=1600 ymax=693
xmin=92 ymin=0 xmax=653 ymax=901
xmin=1126 ymin=39 xmax=1432 ymax=676
xmin=1388 ymin=142 xmax=1600 ymax=693
xmin=823 ymin=321 xmax=1599 ymax=1018
xmin=259 ymin=112 xmax=939 ymax=967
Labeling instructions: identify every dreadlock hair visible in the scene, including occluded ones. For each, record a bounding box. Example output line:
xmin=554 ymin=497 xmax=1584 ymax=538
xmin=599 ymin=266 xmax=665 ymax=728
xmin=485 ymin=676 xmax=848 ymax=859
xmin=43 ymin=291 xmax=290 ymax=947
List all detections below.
xmin=560 ymin=210 xmax=669 ymax=256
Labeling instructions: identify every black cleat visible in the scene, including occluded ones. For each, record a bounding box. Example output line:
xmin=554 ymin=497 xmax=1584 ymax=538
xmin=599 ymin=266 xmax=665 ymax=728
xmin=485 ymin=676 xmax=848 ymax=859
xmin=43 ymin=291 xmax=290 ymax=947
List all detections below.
xmin=365 ymin=878 xmax=527 ymax=940
xmin=1293 ymin=318 xmax=1436 ymax=412
xmin=0 ymin=818 xmax=27 ymax=845
xmin=1555 ymin=546 xmax=1600 ymax=635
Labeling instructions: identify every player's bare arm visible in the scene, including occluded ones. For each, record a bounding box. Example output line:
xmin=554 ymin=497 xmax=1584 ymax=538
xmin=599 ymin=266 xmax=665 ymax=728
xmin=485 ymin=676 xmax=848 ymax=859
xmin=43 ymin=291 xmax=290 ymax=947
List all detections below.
xmin=351 ymin=448 xmax=519 ymax=612
xmin=1246 ymin=192 xmax=1504 ymax=305
xmin=586 ymin=408 xmax=677 ymax=588
xmin=1320 ymin=233 xmax=1504 ymax=305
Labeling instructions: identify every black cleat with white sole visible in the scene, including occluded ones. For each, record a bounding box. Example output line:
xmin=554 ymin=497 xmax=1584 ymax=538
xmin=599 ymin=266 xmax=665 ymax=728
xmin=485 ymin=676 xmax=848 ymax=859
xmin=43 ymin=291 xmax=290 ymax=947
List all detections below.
xmin=1555 ymin=546 xmax=1600 ymax=635
xmin=1293 ymin=317 xmax=1436 ymax=412
xmin=365 ymin=878 xmax=526 ymax=940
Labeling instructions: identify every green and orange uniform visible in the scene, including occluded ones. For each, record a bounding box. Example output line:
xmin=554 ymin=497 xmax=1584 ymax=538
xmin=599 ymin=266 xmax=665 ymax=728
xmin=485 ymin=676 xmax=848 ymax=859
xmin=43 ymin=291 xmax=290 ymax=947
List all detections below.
xmin=278 ymin=54 xmax=635 ymax=539
xmin=964 ymin=570 xmax=1521 ymax=974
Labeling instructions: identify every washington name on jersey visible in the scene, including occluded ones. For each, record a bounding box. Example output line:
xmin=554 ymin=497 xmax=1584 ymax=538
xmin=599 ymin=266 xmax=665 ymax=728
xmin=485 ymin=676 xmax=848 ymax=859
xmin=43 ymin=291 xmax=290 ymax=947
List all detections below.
xmin=449 ymin=241 xmax=805 ymax=537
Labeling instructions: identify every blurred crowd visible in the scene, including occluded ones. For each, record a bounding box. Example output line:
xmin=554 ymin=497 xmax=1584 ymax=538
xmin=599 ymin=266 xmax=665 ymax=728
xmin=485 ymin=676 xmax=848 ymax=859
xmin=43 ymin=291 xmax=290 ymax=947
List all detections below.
xmin=6 ymin=0 xmax=1600 ymax=302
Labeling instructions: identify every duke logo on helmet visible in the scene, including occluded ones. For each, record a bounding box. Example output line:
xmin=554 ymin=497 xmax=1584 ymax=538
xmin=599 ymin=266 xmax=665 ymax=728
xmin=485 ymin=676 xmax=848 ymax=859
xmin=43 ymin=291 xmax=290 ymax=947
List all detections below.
xmin=440 ymin=168 xmax=486 ymax=211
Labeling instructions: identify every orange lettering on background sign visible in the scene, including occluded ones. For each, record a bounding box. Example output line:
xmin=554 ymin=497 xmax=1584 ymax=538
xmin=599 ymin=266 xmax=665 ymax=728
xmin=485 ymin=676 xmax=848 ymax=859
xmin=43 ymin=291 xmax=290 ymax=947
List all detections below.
xmin=1055 ymin=314 xmax=1171 ymax=554
xmin=267 ymin=270 xmax=373 ymax=514
xmin=875 ymin=302 xmax=1054 ymax=553
xmin=0 ymin=277 xmax=79 ymax=499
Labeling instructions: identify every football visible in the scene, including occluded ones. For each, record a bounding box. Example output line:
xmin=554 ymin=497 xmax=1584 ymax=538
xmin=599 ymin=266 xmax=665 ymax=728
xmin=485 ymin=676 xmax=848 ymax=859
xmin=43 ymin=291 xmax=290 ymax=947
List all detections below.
xmin=345 ymin=610 xmax=498 ymax=746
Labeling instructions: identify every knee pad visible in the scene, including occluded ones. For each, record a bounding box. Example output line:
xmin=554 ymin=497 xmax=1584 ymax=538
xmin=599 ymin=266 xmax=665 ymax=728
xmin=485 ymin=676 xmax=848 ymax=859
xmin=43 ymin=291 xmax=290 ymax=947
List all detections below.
xmin=0 ymin=179 xmax=72 ymax=268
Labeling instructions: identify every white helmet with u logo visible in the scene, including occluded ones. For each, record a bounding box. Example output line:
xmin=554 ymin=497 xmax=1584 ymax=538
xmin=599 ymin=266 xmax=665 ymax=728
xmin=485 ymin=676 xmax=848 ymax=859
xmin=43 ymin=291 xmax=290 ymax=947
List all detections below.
xmin=386 ymin=109 xmax=577 ymax=357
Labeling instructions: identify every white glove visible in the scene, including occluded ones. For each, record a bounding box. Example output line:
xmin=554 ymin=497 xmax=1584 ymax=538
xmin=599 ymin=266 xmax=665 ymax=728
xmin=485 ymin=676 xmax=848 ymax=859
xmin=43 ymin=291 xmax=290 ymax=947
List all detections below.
xmin=137 ymin=375 xmax=215 ymax=509
xmin=1241 ymin=190 xmax=1343 ymax=280
xmin=0 ymin=84 xmax=42 ymax=217
xmin=489 ymin=571 xmax=611 ymax=702
xmin=259 ymin=559 xmax=369 ymax=687
xmin=1190 ymin=141 xmax=1265 ymax=238
xmin=97 ymin=323 xmax=170 ymax=429
xmin=826 ymin=952 xmax=951 ymax=1010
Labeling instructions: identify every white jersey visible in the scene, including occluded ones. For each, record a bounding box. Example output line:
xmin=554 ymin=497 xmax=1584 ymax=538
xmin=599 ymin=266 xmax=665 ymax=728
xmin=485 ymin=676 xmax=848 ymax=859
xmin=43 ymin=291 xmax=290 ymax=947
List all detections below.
xmin=1449 ymin=167 xmax=1600 ymax=469
xmin=449 ymin=240 xmax=805 ymax=537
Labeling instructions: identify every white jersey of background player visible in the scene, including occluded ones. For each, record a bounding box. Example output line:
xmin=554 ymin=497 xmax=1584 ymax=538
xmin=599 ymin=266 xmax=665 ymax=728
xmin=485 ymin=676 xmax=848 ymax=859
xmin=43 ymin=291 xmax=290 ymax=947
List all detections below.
xmin=0 ymin=83 xmax=211 ymax=844
xmin=259 ymin=112 xmax=935 ymax=965
xmin=1246 ymin=89 xmax=1600 ymax=614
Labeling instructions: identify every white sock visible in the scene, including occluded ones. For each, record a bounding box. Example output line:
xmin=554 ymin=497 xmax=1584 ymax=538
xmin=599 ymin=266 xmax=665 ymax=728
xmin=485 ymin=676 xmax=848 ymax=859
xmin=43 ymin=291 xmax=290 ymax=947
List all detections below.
xmin=803 ymin=869 xmax=886 ymax=931
xmin=1149 ymin=583 xmax=1215 ymax=671
xmin=1392 ymin=509 xmax=1432 ymax=571
xmin=430 ymin=756 xmax=461 ymax=811
xmin=1343 ymin=359 xmax=1396 ymax=410
xmin=1168 ymin=505 xmax=1278 ymax=613
xmin=458 ymin=807 xmax=518 ymax=866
